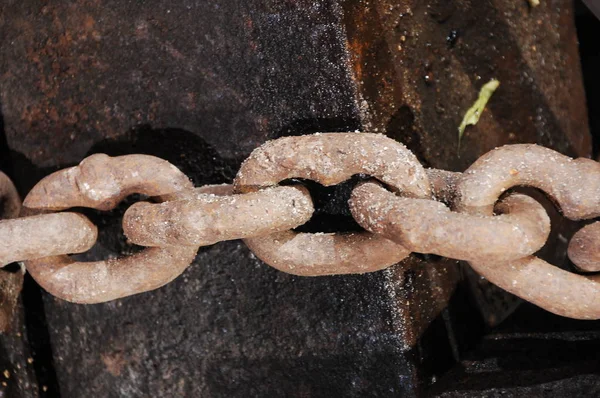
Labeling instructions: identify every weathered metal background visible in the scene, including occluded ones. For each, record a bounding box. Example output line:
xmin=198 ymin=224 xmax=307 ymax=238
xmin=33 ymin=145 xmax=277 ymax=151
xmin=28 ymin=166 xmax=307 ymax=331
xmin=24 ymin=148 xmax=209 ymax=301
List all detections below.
xmin=0 ymin=0 xmax=598 ymax=396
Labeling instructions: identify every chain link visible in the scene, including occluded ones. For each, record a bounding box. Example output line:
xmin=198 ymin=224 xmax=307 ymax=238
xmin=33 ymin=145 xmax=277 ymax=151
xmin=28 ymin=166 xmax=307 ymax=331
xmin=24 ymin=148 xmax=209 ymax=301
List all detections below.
xmin=0 ymin=134 xmax=599 ymax=321
xmin=234 ymin=133 xmax=429 ymax=275
xmin=22 ymin=154 xmax=197 ymax=304
xmin=0 ymin=171 xmax=24 ymax=332
xmin=568 ymin=222 xmax=600 ymax=272
xmin=453 ymin=145 xmax=600 ymax=319
xmin=123 ymin=185 xmax=314 ymax=247
xmin=349 ymin=183 xmax=550 ymax=263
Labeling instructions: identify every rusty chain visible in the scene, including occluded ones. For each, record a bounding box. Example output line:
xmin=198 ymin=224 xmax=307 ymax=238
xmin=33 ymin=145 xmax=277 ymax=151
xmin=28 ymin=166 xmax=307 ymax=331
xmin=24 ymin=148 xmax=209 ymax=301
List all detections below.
xmin=0 ymin=172 xmax=24 ymax=332
xmin=0 ymin=133 xmax=599 ymax=322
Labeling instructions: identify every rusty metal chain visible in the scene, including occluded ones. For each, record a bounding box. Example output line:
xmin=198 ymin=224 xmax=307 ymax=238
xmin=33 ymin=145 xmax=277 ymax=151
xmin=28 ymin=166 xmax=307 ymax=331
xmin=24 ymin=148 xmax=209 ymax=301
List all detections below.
xmin=0 ymin=133 xmax=600 ymax=322
xmin=0 ymin=172 xmax=24 ymax=332
xmin=233 ymin=133 xmax=429 ymax=275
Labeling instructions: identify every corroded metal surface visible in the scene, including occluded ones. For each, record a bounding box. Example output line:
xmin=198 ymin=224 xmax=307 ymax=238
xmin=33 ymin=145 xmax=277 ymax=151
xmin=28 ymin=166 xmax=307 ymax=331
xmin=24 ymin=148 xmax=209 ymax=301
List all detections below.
xmin=0 ymin=213 xmax=97 ymax=266
xmin=0 ymin=171 xmax=22 ymax=333
xmin=568 ymin=222 xmax=600 ymax=272
xmin=235 ymin=133 xmax=428 ymax=275
xmin=244 ymin=230 xmax=410 ymax=276
xmin=25 ymin=246 xmax=198 ymax=304
xmin=341 ymin=0 xmax=590 ymax=341
xmin=235 ymin=133 xmax=430 ymax=194
xmin=0 ymin=0 xmax=359 ymax=168
xmin=23 ymin=154 xmax=197 ymax=303
xmin=343 ymin=0 xmax=590 ymax=167
xmin=23 ymin=153 xmax=193 ymax=211
xmin=10 ymin=138 xmax=598 ymax=317
xmin=350 ymin=182 xmax=550 ymax=262
xmin=456 ymin=144 xmax=600 ymax=219
xmin=456 ymin=144 xmax=600 ymax=319
xmin=123 ymin=185 xmax=314 ymax=247
xmin=468 ymin=256 xmax=600 ymax=320
xmin=0 ymin=0 xmax=594 ymax=396
xmin=426 ymin=168 xmax=462 ymax=204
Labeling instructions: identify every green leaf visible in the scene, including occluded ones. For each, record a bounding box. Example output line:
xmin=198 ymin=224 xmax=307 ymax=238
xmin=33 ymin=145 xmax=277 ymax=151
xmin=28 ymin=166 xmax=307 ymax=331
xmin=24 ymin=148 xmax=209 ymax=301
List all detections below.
xmin=458 ymin=79 xmax=500 ymax=152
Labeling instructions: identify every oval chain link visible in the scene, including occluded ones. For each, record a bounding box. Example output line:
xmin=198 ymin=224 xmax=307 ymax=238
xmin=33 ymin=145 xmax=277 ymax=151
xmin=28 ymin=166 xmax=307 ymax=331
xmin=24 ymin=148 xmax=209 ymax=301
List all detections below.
xmin=123 ymin=185 xmax=314 ymax=247
xmin=350 ymin=182 xmax=551 ymax=263
xmin=22 ymin=154 xmax=197 ymax=304
xmin=455 ymin=145 xmax=600 ymax=319
xmin=234 ymin=133 xmax=429 ymax=276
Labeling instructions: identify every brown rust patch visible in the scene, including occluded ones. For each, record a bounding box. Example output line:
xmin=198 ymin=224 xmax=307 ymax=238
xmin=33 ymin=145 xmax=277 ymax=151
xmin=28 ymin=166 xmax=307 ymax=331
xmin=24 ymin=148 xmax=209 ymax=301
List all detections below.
xmin=101 ymin=351 xmax=125 ymax=377
xmin=342 ymin=0 xmax=590 ymax=170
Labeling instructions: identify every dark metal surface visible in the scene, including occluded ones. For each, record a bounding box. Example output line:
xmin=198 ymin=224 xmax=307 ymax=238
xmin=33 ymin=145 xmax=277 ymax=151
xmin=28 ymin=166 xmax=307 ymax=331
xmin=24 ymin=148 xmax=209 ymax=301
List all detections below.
xmin=0 ymin=0 xmax=359 ymax=168
xmin=344 ymin=0 xmax=590 ymax=165
xmin=430 ymin=303 xmax=600 ymax=397
xmin=0 ymin=0 xmax=597 ymax=396
xmin=582 ymin=0 xmax=600 ymax=21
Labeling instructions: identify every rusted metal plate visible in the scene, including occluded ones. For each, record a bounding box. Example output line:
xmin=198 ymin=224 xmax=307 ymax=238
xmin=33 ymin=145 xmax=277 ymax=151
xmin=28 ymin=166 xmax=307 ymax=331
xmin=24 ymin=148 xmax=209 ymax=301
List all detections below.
xmin=0 ymin=0 xmax=358 ymax=168
xmin=344 ymin=0 xmax=590 ymax=166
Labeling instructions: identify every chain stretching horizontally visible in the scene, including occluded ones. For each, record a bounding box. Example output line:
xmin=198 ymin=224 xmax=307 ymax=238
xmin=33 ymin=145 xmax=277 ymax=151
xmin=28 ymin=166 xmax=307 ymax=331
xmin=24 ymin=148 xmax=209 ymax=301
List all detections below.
xmin=1 ymin=133 xmax=600 ymax=321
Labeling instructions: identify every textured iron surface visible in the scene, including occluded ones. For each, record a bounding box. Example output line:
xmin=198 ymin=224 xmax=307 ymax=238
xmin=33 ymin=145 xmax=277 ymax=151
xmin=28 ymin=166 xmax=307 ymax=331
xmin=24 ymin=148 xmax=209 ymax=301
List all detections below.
xmin=430 ymin=304 xmax=600 ymax=397
xmin=0 ymin=0 xmax=359 ymax=168
xmin=343 ymin=0 xmax=590 ymax=166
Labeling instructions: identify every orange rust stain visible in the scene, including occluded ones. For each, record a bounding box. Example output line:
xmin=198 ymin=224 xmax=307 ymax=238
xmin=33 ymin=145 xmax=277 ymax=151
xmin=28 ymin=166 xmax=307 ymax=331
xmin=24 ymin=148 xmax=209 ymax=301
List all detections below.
xmin=347 ymin=37 xmax=365 ymax=82
xmin=83 ymin=15 xmax=95 ymax=31
xmin=100 ymin=352 xmax=126 ymax=377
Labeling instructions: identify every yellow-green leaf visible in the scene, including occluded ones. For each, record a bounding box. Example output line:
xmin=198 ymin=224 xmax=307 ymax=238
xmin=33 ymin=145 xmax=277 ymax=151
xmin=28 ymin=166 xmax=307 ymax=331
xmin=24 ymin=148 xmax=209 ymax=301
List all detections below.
xmin=458 ymin=79 xmax=500 ymax=151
